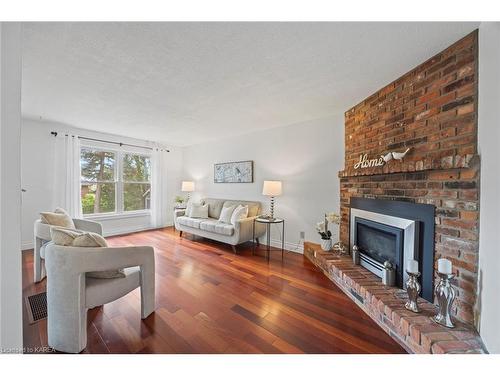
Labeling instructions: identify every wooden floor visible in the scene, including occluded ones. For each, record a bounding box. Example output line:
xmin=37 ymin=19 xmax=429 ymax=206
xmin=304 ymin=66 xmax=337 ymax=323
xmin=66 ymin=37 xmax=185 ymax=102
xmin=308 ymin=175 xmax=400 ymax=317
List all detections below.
xmin=22 ymin=227 xmax=406 ymax=354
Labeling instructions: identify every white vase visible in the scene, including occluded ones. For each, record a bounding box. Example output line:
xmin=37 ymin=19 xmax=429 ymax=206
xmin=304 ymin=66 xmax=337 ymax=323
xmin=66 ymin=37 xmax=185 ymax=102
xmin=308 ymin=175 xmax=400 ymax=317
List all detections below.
xmin=320 ymin=239 xmax=332 ymax=251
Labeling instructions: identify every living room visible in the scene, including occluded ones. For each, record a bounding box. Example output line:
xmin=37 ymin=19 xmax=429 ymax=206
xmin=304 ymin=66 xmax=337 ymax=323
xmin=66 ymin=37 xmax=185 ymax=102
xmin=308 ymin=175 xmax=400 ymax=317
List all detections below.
xmin=1 ymin=1 xmax=499 ymax=373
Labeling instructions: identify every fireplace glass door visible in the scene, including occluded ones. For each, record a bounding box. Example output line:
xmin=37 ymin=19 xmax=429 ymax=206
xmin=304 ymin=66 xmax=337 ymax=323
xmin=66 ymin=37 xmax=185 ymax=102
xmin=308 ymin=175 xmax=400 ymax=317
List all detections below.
xmin=354 ymin=217 xmax=404 ymax=286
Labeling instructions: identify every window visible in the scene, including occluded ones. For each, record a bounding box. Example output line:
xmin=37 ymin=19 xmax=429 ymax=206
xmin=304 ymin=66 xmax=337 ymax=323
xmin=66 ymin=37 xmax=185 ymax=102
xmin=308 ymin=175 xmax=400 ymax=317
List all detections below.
xmin=80 ymin=147 xmax=151 ymax=216
xmin=123 ymin=154 xmax=151 ymax=211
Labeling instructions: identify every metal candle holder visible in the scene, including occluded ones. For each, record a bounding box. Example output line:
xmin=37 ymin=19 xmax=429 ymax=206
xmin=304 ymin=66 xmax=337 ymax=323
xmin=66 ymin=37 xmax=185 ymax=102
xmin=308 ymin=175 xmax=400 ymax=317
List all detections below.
xmin=434 ymin=272 xmax=456 ymax=328
xmin=405 ymin=271 xmax=421 ymax=313
xmin=352 ymin=245 xmax=360 ymax=265
xmin=382 ymin=261 xmax=396 ymax=286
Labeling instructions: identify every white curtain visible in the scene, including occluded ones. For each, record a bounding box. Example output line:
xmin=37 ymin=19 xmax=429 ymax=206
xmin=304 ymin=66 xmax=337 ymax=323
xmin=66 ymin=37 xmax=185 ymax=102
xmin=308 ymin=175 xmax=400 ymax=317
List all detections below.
xmin=53 ymin=134 xmax=82 ymax=218
xmin=151 ymin=146 xmax=168 ymax=228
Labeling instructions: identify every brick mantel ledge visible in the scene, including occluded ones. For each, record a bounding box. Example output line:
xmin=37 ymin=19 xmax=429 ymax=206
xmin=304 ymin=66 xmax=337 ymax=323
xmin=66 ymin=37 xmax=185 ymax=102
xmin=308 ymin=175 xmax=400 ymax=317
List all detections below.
xmin=338 ymin=153 xmax=479 ymax=178
xmin=304 ymin=242 xmax=486 ymax=354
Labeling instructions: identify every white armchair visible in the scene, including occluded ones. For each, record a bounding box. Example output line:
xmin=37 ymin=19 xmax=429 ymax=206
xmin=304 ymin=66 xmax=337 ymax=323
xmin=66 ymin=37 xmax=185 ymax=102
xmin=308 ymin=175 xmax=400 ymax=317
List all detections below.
xmin=33 ymin=218 xmax=102 ymax=282
xmin=44 ymin=243 xmax=155 ymax=353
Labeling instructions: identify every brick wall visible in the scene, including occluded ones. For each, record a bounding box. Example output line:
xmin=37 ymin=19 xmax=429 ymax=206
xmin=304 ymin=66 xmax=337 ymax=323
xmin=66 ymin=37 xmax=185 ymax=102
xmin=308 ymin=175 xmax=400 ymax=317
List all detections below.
xmin=339 ymin=31 xmax=479 ymax=325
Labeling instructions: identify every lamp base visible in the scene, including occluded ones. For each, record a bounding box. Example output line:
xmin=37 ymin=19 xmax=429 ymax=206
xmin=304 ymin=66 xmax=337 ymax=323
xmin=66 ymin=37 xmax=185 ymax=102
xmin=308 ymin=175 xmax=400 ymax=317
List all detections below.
xmin=269 ymin=196 xmax=275 ymax=219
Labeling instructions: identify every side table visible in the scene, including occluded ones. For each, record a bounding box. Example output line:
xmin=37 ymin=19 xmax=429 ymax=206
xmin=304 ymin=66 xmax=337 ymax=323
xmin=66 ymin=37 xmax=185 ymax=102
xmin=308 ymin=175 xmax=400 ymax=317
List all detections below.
xmin=252 ymin=217 xmax=285 ymax=262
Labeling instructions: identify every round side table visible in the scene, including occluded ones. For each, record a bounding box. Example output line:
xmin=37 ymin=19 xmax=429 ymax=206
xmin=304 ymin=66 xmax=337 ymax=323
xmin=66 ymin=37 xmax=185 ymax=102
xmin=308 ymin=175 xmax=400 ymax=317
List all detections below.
xmin=252 ymin=217 xmax=285 ymax=262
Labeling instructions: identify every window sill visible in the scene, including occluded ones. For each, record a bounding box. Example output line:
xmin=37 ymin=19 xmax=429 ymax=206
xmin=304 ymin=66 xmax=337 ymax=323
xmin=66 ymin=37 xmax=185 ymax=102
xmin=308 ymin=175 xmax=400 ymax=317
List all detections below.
xmin=84 ymin=211 xmax=151 ymax=221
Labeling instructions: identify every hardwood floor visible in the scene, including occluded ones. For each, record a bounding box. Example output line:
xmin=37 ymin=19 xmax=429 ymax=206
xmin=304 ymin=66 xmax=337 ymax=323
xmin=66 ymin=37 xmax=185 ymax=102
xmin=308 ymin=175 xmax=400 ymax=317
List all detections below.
xmin=22 ymin=227 xmax=406 ymax=354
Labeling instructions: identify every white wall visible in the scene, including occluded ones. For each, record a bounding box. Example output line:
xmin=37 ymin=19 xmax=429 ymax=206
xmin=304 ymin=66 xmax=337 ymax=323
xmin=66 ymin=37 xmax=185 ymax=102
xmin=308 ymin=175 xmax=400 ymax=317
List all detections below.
xmin=182 ymin=115 xmax=344 ymax=252
xmin=0 ymin=22 xmax=23 ymax=351
xmin=20 ymin=118 xmax=183 ymax=249
xmin=477 ymin=22 xmax=500 ymax=354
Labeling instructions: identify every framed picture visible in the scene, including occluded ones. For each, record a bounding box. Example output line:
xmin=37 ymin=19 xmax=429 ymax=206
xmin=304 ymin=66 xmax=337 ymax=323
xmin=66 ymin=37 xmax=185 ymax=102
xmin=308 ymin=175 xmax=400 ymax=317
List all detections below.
xmin=214 ymin=160 xmax=253 ymax=183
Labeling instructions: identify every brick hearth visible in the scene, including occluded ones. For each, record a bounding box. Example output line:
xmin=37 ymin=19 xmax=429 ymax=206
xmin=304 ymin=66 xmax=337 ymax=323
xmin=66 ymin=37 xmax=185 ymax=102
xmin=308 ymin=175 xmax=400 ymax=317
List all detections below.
xmin=304 ymin=242 xmax=485 ymax=354
xmin=338 ymin=30 xmax=480 ymax=325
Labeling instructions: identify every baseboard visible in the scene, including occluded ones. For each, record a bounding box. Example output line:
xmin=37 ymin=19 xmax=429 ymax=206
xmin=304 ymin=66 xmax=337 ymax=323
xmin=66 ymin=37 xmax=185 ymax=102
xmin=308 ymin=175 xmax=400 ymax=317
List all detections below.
xmin=269 ymin=239 xmax=304 ymax=254
xmin=104 ymin=223 xmax=172 ymax=237
xmin=22 ymin=241 xmax=34 ymax=251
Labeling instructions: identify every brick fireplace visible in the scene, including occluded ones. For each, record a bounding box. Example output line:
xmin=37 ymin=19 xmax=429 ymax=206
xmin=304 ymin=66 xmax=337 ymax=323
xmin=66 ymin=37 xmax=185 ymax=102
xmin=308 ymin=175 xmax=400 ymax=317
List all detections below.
xmin=304 ymin=30 xmax=484 ymax=353
xmin=339 ymin=30 xmax=480 ymax=325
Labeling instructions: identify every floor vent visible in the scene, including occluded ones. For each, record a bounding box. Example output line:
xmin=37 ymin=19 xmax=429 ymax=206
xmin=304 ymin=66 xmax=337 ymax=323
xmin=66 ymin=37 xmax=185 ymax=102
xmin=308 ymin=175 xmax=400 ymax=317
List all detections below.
xmin=25 ymin=291 xmax=47 ymax=324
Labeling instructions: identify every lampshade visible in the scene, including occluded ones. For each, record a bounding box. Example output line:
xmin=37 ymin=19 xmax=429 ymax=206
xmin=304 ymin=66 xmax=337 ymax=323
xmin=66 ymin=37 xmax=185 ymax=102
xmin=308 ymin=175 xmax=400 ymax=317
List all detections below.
xmin=181 ymin=181 xmax=195 ymax=192
xmin=262 ymin=180 xmax=282 ymax=196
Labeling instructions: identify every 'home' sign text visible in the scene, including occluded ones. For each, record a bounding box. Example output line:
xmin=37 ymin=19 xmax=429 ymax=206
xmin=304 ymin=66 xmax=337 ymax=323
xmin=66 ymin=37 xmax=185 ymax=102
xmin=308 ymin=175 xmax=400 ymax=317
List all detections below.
xmin=353 ymin=154 xmax=385 ymax=169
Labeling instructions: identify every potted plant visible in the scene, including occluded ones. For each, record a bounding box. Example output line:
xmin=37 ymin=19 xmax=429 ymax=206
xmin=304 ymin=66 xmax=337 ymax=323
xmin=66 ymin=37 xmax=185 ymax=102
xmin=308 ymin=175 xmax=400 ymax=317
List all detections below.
xmin=316 ymin=212 xmax=341 ymax=251
xmin=174 ymin=195 xmax=186 ymax=208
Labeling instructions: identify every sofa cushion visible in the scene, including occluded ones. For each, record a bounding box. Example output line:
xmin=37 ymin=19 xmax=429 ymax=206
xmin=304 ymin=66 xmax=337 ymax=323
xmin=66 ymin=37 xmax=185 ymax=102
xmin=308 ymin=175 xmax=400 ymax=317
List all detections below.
xmin=199 ymin=219 xmax=234 ymax=236
xmin=188 ymin=203 xmax=209 ymax=219
xmin=202 ymin=198 xmax=225 ymax=219
xmin=222 ymin=200 xmax=260 ymax=217
xmin=177 ymin=216 xmax=204 ymax=229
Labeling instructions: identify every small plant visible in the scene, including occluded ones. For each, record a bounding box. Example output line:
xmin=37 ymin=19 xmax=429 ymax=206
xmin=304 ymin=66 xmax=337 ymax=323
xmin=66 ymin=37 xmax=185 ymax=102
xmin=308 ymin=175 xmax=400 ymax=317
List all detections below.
xmin=316 ymin=212 xmax=341 ymax=240
xmin=174 ymin=195 xmax=185 ymax=205
xmin=316 ymin=221 xmax=332 ymax=240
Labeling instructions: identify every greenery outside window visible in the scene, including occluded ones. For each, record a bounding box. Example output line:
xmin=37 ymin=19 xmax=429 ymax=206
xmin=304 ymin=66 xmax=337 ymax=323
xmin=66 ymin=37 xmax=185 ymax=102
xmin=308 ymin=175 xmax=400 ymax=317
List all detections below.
xmin=80 ymin=146 xmax=151 ymax=216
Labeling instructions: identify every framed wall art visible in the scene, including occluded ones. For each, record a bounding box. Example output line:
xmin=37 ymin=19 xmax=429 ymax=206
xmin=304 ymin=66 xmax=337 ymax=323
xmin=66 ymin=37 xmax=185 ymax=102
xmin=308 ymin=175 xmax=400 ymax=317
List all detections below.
xmin=214 ymin=160 xmax=253 ymax=183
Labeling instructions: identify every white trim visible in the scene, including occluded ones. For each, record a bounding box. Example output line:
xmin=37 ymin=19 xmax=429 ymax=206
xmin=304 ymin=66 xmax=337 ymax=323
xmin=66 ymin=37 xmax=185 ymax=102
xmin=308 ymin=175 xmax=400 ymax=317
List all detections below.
xmin=269 ymin=239 xmax=304 ymax=254
xmin=350 ymin=207 xmax=418 ymax=287
xmin=21 ymin=241 xmax=34 ymax=251
xmin=103 ymin=222 xmax=172 ymax=237
xmin=84 ymin=210 xmax=151 ymax=221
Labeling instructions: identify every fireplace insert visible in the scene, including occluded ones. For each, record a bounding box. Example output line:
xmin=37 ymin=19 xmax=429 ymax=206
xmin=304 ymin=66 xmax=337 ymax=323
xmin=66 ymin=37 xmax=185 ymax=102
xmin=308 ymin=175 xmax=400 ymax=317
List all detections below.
xmin=349 ymin=197 xmax=435 ymax=302
xmin=354 ymin=217 xmax=405 ymax=287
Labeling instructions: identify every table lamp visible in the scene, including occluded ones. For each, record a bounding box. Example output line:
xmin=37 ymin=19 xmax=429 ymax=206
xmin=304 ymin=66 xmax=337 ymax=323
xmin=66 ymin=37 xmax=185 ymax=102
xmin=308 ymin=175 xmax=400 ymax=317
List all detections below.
xmin=181 ymin=181 xmax=195 ymax=201
xmin=262 ymin=180 xmax=282 ymax=219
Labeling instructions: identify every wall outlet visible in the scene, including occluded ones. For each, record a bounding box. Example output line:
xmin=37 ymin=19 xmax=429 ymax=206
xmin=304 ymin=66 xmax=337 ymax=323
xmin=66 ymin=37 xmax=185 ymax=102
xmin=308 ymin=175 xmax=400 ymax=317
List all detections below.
xmin=299 ymin=231 xmax=305 ymax=239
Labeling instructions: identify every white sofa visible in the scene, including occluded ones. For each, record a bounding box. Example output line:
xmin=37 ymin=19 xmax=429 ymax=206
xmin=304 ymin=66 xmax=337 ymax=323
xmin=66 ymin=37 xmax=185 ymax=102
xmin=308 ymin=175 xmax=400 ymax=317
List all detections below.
xmin=174 ymin=198 xmax=266 ymax=253
xmin=33 ymin=218 xmax=103 ymax=283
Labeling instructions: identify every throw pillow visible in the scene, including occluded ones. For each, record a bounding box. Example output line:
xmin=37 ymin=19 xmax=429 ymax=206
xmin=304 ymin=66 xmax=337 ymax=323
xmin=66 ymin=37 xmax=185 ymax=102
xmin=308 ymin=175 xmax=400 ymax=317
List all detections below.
xmin=40 ymin=207 xmax=76 ymax=229
xmin=189 ymin=203 xmax=209 ymax=219
xmin=50 ymin=227 xmax=83 ymax=246
xmin=218 ymin=205 xmax=236 ymax=223
xmin=72 ymin=232 xmax=108 ymax=248
xmin=49 ymin=227 xmax=124 ymax=279
xmin=230 ymin=205 xmax=249 ymax=225
xmin=185 ymin=200 xmax=200 ymax=217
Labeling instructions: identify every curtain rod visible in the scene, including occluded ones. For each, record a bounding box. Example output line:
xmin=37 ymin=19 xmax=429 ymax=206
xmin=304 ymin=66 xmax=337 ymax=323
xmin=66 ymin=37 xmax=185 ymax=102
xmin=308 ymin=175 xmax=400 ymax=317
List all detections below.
xmin=50 ymin=131 xmax=170 ymax=152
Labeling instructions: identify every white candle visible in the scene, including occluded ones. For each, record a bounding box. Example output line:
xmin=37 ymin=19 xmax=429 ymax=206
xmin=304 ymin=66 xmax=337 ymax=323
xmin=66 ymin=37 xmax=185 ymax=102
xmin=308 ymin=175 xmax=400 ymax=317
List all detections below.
xmin=407 ymin=259 xmax=419 ymax=273
xmin=438 ymin=258 xmax=452 ymax=274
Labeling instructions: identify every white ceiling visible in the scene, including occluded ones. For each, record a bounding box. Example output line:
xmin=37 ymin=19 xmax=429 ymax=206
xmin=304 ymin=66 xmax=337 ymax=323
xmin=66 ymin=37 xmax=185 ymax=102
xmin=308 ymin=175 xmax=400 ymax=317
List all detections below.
xmin=22 ymin=22 xmax=479 ymax=146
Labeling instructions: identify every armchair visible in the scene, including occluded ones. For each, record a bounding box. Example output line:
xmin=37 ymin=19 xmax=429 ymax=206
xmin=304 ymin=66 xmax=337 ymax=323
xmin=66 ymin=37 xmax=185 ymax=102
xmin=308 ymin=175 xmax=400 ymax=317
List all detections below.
xmin=45 ymin=243 xmax=155 ymax=353
xmin=33 ymin=217 xmax=102 ymax=282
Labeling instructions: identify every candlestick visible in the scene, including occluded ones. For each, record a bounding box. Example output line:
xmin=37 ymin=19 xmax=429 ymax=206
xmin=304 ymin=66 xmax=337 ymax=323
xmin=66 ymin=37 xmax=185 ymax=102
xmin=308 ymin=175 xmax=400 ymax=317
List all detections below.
xmin=382 ymin=261 xmax=395 ymax=286
xmin=352 ymin=245 xmax=359 ymax=264
xmin=434 ymin=272 xmax=457 ymax=328
xmin=437 ymin=258 xmax=452 ymax=274
xmin=405 ymin=271 xmax=421 ymax=313
xmin=407 ymin=259 xmax=419 ymax=274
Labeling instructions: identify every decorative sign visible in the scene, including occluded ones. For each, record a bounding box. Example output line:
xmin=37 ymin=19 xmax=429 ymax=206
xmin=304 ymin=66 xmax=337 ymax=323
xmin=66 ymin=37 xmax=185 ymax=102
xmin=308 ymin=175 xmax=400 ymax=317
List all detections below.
xmin=354 ymin=154 xmax=385 ymax=169
xmin=354 ymin=148 xmax=411 ymax=169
